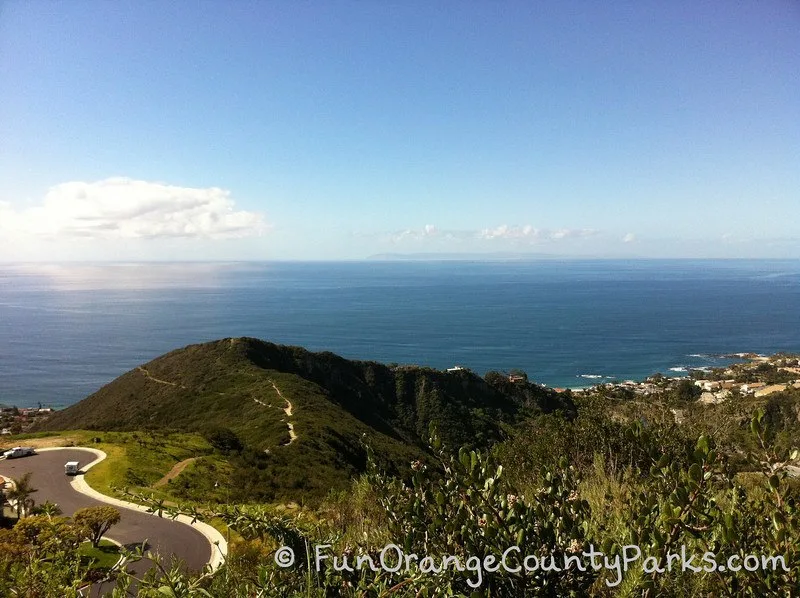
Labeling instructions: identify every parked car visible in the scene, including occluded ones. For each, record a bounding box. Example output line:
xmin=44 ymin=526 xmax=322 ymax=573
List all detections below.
xmin=3 ymin=446 xmax=35 ymax=459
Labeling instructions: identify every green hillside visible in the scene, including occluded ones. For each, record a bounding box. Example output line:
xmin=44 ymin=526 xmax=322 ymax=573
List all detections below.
xmin=38 ymin=337 xmax=573 ymax=500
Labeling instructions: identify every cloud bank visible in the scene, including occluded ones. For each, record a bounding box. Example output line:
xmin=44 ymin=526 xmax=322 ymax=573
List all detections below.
xmin=479 ymin=225 xmax=596 ymax=242
xmin=386 ymin=224 xmax=598 ymax=244
xmin=390 ymin=224 xmax=440 ymax=242
xmin=0 ymin=178 xmax=266 ymax=240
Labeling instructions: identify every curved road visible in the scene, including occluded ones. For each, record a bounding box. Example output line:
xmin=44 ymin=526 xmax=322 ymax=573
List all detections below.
xmin=0 ymin=449 xmax=212 ymax=594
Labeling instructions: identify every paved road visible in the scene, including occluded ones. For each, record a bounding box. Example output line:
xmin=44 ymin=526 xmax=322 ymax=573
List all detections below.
xmin=0 ymin=449 xmax=212 ymax=594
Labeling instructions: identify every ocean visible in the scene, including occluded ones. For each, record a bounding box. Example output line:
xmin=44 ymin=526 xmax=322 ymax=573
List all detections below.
xmin=1 ymin=259 xmax=799 ymax=409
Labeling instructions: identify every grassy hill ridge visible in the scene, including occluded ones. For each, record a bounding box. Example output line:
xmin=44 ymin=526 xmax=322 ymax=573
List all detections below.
xmin=37 ymin=337 xmax=573 ymax=500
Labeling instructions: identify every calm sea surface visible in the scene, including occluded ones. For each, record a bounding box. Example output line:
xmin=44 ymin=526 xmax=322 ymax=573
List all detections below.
xmin=1 ymin=260 xmax=799 ymax=408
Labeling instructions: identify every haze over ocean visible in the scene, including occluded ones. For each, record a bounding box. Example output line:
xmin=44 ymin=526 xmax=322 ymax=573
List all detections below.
xmin=1 ymin=259 xmax=799 ymax=409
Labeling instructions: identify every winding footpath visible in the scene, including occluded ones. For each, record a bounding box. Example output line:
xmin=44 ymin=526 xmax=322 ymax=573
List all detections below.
xmin=269 ymin=379 xmax=298 ymax=444
xmin=153 ymin=457 xmax=199 ymax=488
xmin=137 ymin=366 xmax=186 ymax=389
xmin=0 ymin=448 xmax=226 ymax=595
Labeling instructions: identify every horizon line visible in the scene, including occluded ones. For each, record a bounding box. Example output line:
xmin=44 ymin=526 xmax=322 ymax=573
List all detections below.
xmin=2 ymin=256 xmax=800 ymax=265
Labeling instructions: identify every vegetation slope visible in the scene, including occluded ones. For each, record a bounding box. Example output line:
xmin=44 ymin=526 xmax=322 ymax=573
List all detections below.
xmin=37 ymin=337 xmax=572 ymax=501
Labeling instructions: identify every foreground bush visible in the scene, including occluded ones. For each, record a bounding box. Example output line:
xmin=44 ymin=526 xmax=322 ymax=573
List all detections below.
xmin=3 ymin=409 xmax=798 ymax=596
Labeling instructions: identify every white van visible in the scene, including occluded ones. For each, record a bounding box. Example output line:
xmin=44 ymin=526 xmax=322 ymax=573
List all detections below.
xmin=64 ymin=461 xmax=80 ymax=475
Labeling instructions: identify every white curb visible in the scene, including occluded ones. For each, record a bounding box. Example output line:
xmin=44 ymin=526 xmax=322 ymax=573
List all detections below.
xmin=37 ymin=447 xmax=227 ymax=569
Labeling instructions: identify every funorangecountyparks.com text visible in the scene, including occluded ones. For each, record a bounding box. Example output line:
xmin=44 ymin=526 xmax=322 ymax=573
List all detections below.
xmin=272 ymin=543 xmax=790 ymax=588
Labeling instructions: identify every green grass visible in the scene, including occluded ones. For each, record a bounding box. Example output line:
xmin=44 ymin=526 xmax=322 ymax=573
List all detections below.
xmin=77 ymin=539 xmax=121 ymax=570
xmin=87 ymin=431 xmax=212 ymax=496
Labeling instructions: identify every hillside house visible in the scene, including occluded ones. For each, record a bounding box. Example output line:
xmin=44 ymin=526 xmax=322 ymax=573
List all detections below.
xmin=741 ymin=382 xmax=766 ymax=394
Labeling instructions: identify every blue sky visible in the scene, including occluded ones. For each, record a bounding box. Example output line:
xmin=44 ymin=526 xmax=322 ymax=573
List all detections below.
xmin=1 ymin=1 xmax=798 ymax=260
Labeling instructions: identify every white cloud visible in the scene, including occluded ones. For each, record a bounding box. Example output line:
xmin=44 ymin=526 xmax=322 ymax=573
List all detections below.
xmin=0 ymin=178 xmax=267 ymax=240
xmin=390 ymin=223 xmax=440 ymax=243
xmin=479 ymin=225 xmax=596 ymax=242
xmin=479 ymin=224 xmax=537 ymax=240
xmin=622 ymin=232 xmax=637 ymax=243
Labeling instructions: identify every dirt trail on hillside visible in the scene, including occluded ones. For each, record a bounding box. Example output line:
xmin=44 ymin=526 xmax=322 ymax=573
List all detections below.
xmin=286 ymin=421 xmax=296 ymax=443
xmin=153 ymin=457 xmax=198 ymax=488
xmin=137 ymin=367 xmax=186 ymax=389
xmin=268 ymin=380 xmax=298 ymax=444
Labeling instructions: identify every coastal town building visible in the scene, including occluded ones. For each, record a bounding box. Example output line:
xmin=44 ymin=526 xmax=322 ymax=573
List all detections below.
xmin=695 ymin=380 xmax=722 ymax=392
xmin=741 ymin=382 xmax=766 ymax=394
